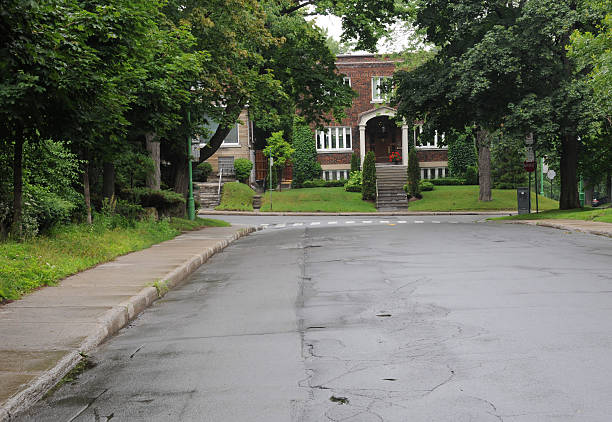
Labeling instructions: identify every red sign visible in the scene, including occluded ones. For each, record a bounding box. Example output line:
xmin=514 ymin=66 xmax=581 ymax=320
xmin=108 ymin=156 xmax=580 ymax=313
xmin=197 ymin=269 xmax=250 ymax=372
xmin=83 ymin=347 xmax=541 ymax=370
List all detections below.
xmin=524 ymin=161 xmax=536 ymax=172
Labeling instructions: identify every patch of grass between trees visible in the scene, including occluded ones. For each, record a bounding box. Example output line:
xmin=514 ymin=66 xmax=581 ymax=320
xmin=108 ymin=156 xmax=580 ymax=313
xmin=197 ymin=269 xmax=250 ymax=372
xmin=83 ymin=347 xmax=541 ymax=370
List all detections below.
xmin=492 ymin=207 xmax=612 ymax=223
xmin=0 ymin=217 xmax=229 ymax=301
xmin=259 ymin=187 xmax=376 ymax=212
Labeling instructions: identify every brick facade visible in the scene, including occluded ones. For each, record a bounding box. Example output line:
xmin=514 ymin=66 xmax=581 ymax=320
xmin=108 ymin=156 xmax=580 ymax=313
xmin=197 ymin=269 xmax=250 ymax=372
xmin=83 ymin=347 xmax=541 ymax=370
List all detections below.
xmin=315 ymin=54 xmax=448 ymax=172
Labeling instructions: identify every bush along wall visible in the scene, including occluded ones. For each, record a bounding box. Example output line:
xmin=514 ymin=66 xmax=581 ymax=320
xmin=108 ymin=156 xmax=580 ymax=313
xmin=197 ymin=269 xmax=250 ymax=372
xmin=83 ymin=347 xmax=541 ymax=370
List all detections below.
xmin=301 ymin=179 xmax=347 ymax=188
xmin=406 ymin=148 xmax=421 ymax=198
xmin=233 ymin=158 xmax=253 ymax=183
xmin=292 ymin=119 xmax=321 ymax=188
xmin=362 ymin=151 xmax=376 ymax=201
xmin=350 ymin=153 xmax=361 ymax=173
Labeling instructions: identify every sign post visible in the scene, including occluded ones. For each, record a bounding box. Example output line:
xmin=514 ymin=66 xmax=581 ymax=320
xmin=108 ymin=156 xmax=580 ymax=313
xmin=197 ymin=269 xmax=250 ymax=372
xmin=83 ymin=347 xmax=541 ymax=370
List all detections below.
xmin=547 ymin=169 xmax=556 ymax=199
xmin=269 ymin=156 xmax=273 ymax=211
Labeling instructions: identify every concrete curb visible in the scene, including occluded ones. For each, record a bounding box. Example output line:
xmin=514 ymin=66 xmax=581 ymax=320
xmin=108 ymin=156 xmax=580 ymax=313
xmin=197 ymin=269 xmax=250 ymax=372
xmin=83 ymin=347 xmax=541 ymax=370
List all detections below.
xmin=200 ymin=211 xmax=515 ymax=216
xmin=0 ymin=226 xmax=255 ymax=421
xmin=513 ymin=220 xmax=612 ymax=238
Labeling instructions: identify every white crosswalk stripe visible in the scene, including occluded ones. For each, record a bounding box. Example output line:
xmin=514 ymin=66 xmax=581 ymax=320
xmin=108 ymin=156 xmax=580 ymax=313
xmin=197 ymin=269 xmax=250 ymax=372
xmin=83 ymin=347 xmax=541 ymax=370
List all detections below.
xmin=276 ymin=224 xmax=286 ymax=228
xmin=398 ymin=221 xmax=407 ymax=224
xmin=346 ymin=221 xmax=355 ymax=224
xmin=380 ymin=220 xmax=390 ymax=224
xmin=310 ymin=222 xmax=320 ymax=225
xmin=293 ymin=223 xmax=303 ymax=227
xmin=415 ymin=221 xmax=424 ymax=224
xmin=362 ymin=220 xmax=372 ymax=224
xmin=432 ymin=221 xmax=441 ymax=224
xmin=328 ymin=221 xmax=338 ymax=225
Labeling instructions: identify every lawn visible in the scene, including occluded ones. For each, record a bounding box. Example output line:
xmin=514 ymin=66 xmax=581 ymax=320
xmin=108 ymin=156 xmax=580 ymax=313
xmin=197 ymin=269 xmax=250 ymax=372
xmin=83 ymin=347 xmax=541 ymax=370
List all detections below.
xmin=216 ymin=182 xmax=255 ymax=211
xmin=493 ymin=207 xmax=612 ymax=223
xmin=259 ymin=187 xmax=377 ymax=212
xmin=0 ymin=217 xmax=229 ymax=301
xmin=408 ymin=185 xmax=558 ymax=211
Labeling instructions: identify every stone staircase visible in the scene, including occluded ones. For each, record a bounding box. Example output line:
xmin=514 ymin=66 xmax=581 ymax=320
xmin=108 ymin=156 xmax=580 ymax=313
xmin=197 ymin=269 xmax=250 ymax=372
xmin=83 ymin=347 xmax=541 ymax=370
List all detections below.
xmin=375 ymin=164 xmax=408 ymax=210
xmin=195 ymin=182 xmax=223 ymax=209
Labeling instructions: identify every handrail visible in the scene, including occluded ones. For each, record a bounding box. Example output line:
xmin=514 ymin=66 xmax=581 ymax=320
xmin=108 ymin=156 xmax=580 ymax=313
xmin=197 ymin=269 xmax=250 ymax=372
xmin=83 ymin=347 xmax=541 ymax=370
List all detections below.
xmin=218 ymin=168 xmax=223 ymax=195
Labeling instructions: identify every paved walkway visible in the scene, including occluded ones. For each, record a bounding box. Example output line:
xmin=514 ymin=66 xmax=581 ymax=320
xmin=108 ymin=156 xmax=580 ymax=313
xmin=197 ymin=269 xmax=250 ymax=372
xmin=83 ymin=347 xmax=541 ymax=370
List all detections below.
xmin=514 ymin=219 xmax=612 ymax=238
xmin=0 ymin=225 xmax=254 ymax=421
xmin=200 ymin=210 xmax=515 ymax=216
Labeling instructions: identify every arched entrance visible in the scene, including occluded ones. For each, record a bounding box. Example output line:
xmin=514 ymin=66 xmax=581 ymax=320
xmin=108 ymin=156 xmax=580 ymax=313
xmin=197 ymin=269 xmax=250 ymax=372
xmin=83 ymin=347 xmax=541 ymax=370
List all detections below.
xmin=358 ymin=107 xmax=409 ymax=166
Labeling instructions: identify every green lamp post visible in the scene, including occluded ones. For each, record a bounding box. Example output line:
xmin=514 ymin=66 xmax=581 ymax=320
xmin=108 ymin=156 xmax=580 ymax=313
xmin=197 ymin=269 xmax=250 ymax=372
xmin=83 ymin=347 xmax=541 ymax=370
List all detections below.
xmin=187 ymin=110 xmax=195 ymax=220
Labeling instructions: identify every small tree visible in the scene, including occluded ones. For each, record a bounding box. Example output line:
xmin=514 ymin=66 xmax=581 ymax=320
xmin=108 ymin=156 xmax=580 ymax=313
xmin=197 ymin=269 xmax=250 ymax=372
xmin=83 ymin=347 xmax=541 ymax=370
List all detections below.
xmin=292 ymin=119 xmax=321 ymax=187
xmin=407 ymin=148 xmax=421 ymax=198
xmin=263 ymin=131 xmax=295 ymax=191
xmin=350 ymin=153 xmax=361 ymax=173
xmin=233 ymin=158 xmax=253 ymax=184
xmin=361 ymin=151 xmax=376 ymax=200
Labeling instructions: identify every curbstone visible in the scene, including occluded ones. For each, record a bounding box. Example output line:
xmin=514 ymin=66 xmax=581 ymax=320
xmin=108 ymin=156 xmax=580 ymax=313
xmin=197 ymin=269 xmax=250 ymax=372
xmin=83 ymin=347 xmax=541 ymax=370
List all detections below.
xmin=0 ymin=226 xmax=255 ymax=421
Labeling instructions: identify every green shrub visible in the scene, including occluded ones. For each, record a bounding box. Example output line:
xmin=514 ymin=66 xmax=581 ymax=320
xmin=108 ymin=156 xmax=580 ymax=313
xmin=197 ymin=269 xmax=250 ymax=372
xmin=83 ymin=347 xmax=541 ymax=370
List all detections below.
xmin=345 ymin=170 xmax=362 ymax=192
xmin=406 ymin=148 xmax=421 ymax=198
xmin=194 ymin=162 xmax=213 ymax=182
xmin=126 ymin=188 xmax=185 ymax=217
xmin=233 ymin=158 xmax=253 ymax=183
xmin=350 ymin=153 xmax=361 ymax=173
xmin=22 ymin=184 xmax=77 ymax=236
xmin=216 ymin=181 xmax=254 ymax=211
xmin=362 ymin=151 xmax=376 ymax=201
xmin=419 ymin=180 xmax=434 ymax=191
xmin=448 ymin=128 xmax=477 ymax=177
xmin=465 ymin=165 xmax=479 ymax=185
xmin=292 ymin=120 xmax=321 ymax=187
xmin=430 ymin=178 xmax=466 ymax=185
xmin=300 ymin=179 xmax=347 ymax=188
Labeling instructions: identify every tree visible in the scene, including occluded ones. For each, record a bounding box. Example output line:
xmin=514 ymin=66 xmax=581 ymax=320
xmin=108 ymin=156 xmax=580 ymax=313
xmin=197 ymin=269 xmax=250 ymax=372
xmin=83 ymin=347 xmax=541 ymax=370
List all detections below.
xmin=448 ymin=128 xmax=477 ymax=177
xmin=263 ymin=131 xmax=295 ymax=191
xmin=350 ymin=153 xmax=361 ymax=173
xmin=292 ymin=119 xmax=321 ymax=187
xmin=362 ymin=151 xmax=377 ymax=201
xmin=406 ymin=147 xmax=421 ymax=198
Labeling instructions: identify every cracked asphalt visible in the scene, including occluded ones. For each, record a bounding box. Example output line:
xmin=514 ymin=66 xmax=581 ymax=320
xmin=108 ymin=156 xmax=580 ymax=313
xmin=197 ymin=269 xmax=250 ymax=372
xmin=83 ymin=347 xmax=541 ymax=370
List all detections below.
xmin=17 ymin=217 xmax=612 ymax=421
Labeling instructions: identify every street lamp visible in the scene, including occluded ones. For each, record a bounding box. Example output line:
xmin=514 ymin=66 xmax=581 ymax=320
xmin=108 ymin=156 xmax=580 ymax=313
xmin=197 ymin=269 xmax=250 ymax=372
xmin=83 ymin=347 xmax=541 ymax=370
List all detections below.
xmin=187 ymin=110 xmax=195 ymax=220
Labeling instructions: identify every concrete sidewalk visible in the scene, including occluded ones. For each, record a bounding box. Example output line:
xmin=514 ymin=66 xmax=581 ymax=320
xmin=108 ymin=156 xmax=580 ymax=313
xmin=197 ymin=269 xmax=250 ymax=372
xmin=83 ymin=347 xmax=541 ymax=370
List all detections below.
xmin=513 ymin=219 xmax=612 ymax=238
xmin=0 ymin=224 xmax=254 ymax=421
xmin=200 ymin=210 xmax=516 ymax=216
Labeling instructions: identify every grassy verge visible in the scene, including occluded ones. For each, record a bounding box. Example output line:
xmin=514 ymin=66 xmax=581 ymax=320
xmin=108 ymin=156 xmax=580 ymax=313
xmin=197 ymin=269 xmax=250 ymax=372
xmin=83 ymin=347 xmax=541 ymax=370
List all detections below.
xmin=408 ymin=185 xmax=558 ymax=211
xmin=259 ymin=187 xmax=377 ymax=212
xmin=492 ymin=207 xmax=612 ymax=223
xmin=0 ymin=216 xmax=229 ymax=301
xmin=215 ymin=182 xmax=254 ymax=211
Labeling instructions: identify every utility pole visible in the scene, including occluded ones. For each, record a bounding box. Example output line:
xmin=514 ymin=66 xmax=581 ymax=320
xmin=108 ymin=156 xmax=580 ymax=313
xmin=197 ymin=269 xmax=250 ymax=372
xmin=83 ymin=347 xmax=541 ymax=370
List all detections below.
xmin=187 ymin=110 xmax=195 ymax=220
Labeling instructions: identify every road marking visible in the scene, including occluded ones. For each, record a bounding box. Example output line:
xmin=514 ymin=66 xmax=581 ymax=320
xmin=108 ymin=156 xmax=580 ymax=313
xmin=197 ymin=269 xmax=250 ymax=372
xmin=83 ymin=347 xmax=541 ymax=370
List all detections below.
xmin=261 ymin=224 xmax=269 ymax=227
xmin=293 ymin=223 xmax=303 ymax=227
xmin=398 ymin=221 xmax=407 ymax=224
xmin=310 ymin=222 xmax=321 ymax=226
xmin=432 ymin=221 xmax=441 ymax=224
xmin=450 ymin=221 xmax=459 ymax=224
xmin=276 ymin=224 xmax=286 ymax=228
xmin=328 ymin=221 xmax=338 ymax=225
xmin=389 ymin=224 xmax=396 ymax=226
xmin=415 ymin=221 xmax=424 ymax=224
xmin=380 ymin=220 xmax=390 ymax=224
xmin=362 ymin=220 xmax=372 ymax=224
xmin=346 ymin=221 xmax=355 ymax=224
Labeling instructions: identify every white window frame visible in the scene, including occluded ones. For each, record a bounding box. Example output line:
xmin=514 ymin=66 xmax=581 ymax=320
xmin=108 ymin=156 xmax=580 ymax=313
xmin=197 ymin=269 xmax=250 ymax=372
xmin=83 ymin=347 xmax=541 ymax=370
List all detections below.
xmin=414 ymin=126 xmax=447 ymax=149
xmin=316 ymin=127 xmax=352 ymax=152
xmin=221 ymin=123 xmax=240 ymax=147
xmin=372 ymin=76 xmax=391 ymax=103
xmin=343 ymin=77 xmax=351 ymax=87
xmin=322 ymin=169 xmax=350 ymax=181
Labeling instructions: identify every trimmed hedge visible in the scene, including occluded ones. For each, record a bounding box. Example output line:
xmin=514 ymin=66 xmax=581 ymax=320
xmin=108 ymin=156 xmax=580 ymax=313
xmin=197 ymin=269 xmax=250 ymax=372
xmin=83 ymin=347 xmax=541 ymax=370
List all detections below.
xmin=420 ymin=181 xmax=434 ymax=191
xmin=362 ymin=151 xmax=376 ymax=200
xmin=233 ymin=158 xmax=253 ymax=183
xmin=350 ymin=153 xmax=361 ymax=173
xmin=430 ymin=178 xmax=466 ymax=185
xmin=194 ymin=162 xmax=213 ymax=182
xmin=292 ymin=121 xmax=322 ymax=187
xmin=465 ymin=165 xmax=479 ymax=185
xmin=302 ymin=179 xmax=347 ymax=188
xmin=124 ymin=188 xmax=185 ymax=217
xmin=344 ymin=170 xmax=362 ymax=193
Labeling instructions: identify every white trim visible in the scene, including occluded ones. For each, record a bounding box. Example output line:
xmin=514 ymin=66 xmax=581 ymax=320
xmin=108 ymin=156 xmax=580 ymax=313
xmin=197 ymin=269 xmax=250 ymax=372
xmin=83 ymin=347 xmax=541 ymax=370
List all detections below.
xmin=372 ymin=76 xmax=391 ymax=103
xmin=316 ymin=126 xmax=353 ymax=152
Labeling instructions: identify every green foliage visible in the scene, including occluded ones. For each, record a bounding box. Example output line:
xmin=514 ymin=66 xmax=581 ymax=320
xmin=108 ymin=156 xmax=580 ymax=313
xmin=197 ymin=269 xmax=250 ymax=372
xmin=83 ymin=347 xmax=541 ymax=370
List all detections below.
xmin=465 ymin=166 xmax=479 ymax=186
xmin=345 ymin=171 xmax=363 ymax=192
xmin=264 ymin=131 xmax=294 ymax=190
xmin=419 ymin=181 xmax=434 ymax=191
xmin=302 ymin=179 xmax=347 ymax=188
xmin=216 ymin=181 xmax=254 ymax=211
xmin=448 ymin=128 xmax=477 ymax=177
xmin=292 ymin=120 xmax=321 ymax=187
xmin=0 ymin=217 xmax=228 ymax=300
xmin=194 ymin=162 xmax=213 ymax=182
xmin=406 ymin=148 xmax=421 ymax=199
xmin=350 ymin=153 xmax=361 ymax=173
xmin=430 ymin=178 xmax=466 ymax=186
xmin=114 ymin=151 xmax=155 ymax=190
xmin=233 ymin=158 xmax=253 ymax=183
xmin=361 ymin=152 xmax=377 ymax=201
xmin=491 ymin=137 xmax=528 ymax=189
xmin=126 ymin=188 xmax=185 ymax=217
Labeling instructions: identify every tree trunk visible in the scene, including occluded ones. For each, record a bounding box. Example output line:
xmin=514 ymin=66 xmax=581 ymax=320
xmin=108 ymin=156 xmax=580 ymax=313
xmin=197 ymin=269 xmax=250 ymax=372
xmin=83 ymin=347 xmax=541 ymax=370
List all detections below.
xmin=476 ymin=129 xmax=492 ymax=201
xmin=606 ymin=172 xmax=611 ymax=201
xmin=559 ymin=133 xmax=580 ymax=209
xmin=172 ymin=158 xmax=188 ymax=218
xmin=145 ymin=132 xmax=161 ymax=190
xmin=83 ymin=162 xmax=92 ymax=224
xmin=103 ymin=162 xmax=115 ymax=199
xmin=199 ymin=105 xmax=242 ymax=162
xmin=584 ymin=180 xmax=593 ymax=208
xmin=10 ymin=136 xmax=24 ymax=238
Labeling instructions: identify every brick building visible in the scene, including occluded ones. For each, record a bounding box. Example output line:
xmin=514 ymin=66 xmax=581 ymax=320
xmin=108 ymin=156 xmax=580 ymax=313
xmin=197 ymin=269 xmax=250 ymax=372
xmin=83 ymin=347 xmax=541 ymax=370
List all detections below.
xmin=317 ymin=54 xmax=449 ymax=181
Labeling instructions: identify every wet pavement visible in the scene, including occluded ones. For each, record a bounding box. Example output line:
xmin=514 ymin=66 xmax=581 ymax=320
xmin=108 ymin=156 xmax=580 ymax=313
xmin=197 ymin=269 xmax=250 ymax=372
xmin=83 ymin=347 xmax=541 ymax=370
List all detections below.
xmin=17 ymin=218 xmax=612 ymax=421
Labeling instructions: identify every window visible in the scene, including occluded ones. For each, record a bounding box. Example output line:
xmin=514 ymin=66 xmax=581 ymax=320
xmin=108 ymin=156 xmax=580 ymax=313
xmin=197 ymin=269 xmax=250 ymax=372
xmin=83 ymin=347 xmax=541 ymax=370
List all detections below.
xmin=221 ymin=124 xmax=239 ymax=145
xmin=316 ymin=127 xmax=352 ymax=152
xmin=218 ymin=157 xmax=235 ymax=175
xmin=198 ymin=117 xmax=240 ymax=147
xmin=343 ymin=77 xmax=351 ymax=87
xmin=322 ymin=169 xmax=349 ymax=181
xmin=415 ymin=126 xmax=446 ymax=149
xmin=421 ymin=167 xmax=448 ymax=179
xmin=372 ymin=76 xmax=391 ymax=102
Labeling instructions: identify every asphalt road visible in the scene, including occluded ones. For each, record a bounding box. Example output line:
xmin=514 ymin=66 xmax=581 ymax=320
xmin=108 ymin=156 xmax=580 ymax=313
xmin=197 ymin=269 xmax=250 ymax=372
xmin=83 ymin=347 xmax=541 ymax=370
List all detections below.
xmin=18 ymin=217 xmax=612 ymax=421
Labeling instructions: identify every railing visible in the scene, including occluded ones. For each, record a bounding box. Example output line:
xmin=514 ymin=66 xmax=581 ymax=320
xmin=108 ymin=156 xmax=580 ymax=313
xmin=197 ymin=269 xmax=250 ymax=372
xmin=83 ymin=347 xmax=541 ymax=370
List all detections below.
xmin=218 ymin=168 xmax=223 ymax=195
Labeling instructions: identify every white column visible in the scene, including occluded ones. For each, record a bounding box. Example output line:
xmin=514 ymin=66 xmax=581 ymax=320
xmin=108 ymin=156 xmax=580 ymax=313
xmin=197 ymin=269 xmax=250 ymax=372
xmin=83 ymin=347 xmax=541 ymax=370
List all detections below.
xmin=402 ymin=123 xmax=409 ymax=166
xmin=421 ymin=169 xmax=425 ymax=179
xmin=359 ymin=124 xmax=366 ymax=167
